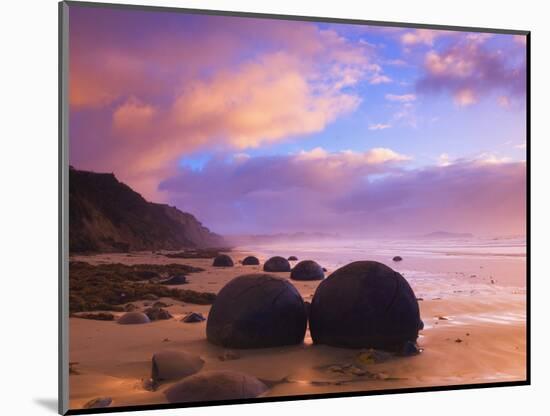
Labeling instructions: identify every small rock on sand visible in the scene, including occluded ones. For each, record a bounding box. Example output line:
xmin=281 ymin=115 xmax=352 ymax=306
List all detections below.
xmin=117 ymin=311 xmax=151 ymax=325
xmin=288 ymin=256 xmax=298 ymax=261
xmin=263 ymin=256 xmax=291 ymax=272
xmin=145 ymin=307 xmax=172 ymax=321
xmin=83 ymin=397 xmax=112 ymax=409
xmin=218 ymin=351 xmax=241 ymax=361
xmin=152 ymin=350 xmax=204 ymax=382
xmin=242 ymin=256 xmax=260 ymax=265
xmin=392 ymin=256 xmax=403 ymax=262
xmin=290 ymin=260 xmax=325 ymax=281
xmin=181 ymin=312 xmax=205 ymax=323
xmin=161 ymin=275 xmax=188 ymax=285
xmin=164 ymin=371 xmax=267 ymax=403
xmin=212 ymin=254 xmax=234 ymax=267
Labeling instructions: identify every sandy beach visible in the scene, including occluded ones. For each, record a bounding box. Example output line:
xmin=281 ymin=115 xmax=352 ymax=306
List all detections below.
xmin=68 ymin=239 xmax=526 ymax=409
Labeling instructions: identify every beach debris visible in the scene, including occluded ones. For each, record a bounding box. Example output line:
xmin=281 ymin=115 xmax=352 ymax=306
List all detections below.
xmin=436 ymin=316 xmax=449 ymax=320
xmin=153 ymin=301 xmax=170 ymax=308
xmin=117 ymin=311 xmax=151 ymax=325
xmin=124 ymin=303 xmax=138 ymax=312
xmin=69 ymin=362 xmax=80 ymax=375
xmin=181 ymin=312 xmax=205 ymax=323
xmin=392 ymin=256 xmax=403 ymax=262
xmin=470 ymin=274 xmax=477 ymax=278
xmin=152 ymin=350 xmax=204 ymax=382
xmin=242 ymin=256 xmax=260 ymax=266
xmin=356 ymin=349 xmax=392 ymax=364
xmin=466 ymin=333 xmax=470 ymax=336
xmin=74 ymin=312 xmax=115 ymax=321
xmin=416 ymin=297 xmax=424 ymax=301
xmin=162 ymin=338 xmax=171 ymax=342
xmin=290 ymin=260 xmax=325 ymax=281
xmin=288 ymin=256 xmax=298 ymax=261
xmin=207 ymin=274 xmax=307 ymax=348
xmin=83 ymin=397 xmax=112 ymax=409
xmin=161 ymin=275 xmax=188 ymax=285
xmin=164 ymin=371 xmax=268 ymax=403
xmin=454 ymin=338 xmax=463 ymax=343
xmin=145 ymin=307 xmax=172 ymax=321
xmin=309 ymin=261 xmax=421 ymax=349
xmin=399 ymin=341 xmax=422 ymax=356
xmin=218 ymin=350 xmax=241 ymax=361
xmin=142 ymin=377 xmax=158 ymax=392
xmin=263 ymin=256 xmax=291 ymax=272
xmin=212 ymin=254 xmax=234 ymax=267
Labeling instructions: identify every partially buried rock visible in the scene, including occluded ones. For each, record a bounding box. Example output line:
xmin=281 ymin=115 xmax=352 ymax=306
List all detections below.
xmin=392 ymin=256 xmax=403 ymax=262
xmin=290 ymin=260 xmax=325 ymax=281
xmin=164 ymin=371 xmax=267 ymax=403
xmin=309 ymin=261 xmax=422 ymax=350
xmin=207 ymin=274 xmax=307 ymax=348
xmin=213 ymin=254 xmax=234 ymax=267
xmin=151 ymin=350 xmax=204 ymax=382
xmin=242 ymin=256 xmax=260 ymax=266
xmin=117 ymin=311 xmax=151 ymax=325
xmin=144 ymin=307 xmax=172 ymax=321
xmin=288 ymin=256 xmax=298 ymax=261
xmin=124 ymin=303 xmax=138 ymax=312
xmin=263 ymin=256 xmax=291 ymax=272
xmin=83 ymin=397 xmax=112 ymax=409
xmin=182 ymin=312 xmax=205 ymax=323
xmin=162 ymin=275 xmax=187 ymax=285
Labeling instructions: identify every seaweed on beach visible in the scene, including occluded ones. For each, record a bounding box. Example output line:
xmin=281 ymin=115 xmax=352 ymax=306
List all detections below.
xmin=69 ymin=261 xmax=215 ymax=313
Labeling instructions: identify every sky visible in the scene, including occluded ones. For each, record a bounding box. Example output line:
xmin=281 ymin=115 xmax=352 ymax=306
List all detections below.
xmin=68 ymin=5 xmax=527 ymax=238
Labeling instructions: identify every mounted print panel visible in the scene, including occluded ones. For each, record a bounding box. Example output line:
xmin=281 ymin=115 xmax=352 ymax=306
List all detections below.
xmin=59 ymin=1 xmax=529 ymax=414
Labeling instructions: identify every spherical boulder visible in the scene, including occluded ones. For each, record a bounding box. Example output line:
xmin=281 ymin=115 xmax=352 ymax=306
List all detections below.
xmin=290 ymin=260 xmax=325 ymax=281
xmin=309 ymin=261 xmax=422 ymax=350
xmin=164 ymin=371 xmax=267 ymax=403
xmin=151 ymin=350 xmax=204 ymax=382
xmin=212 ymin=254 xmax=234 ymax=267
xmin=263 ymin=256 xmax=291 ymax=272
xmin=207 ymin=274 xmax=307 ymax=348
xmin=242 ymin=256 xmax=260 ymax=266
xmin=117 ymin=311 xmax=151 ymax=325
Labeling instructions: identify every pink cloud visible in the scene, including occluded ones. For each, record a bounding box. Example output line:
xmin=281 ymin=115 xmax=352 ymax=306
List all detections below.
xmin=158 ymin=151 xmax=525 ymax=237
xmin=417 ymin=35 xmax=526 ymax=105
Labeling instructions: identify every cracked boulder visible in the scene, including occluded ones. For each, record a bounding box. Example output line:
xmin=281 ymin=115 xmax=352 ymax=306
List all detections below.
xmin=309 ymin=261 xmax=421 ymax=350
xmin=164 ymin=371 xmax=267 ymax=403
xmin=206 ymin=274 xmax=307 ymax=348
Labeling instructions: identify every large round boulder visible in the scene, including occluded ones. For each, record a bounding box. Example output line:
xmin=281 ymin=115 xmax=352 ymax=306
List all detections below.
xmin=207 ymin=274 xmax=307 ymax=348
xmin=212 ymin=254 xmax=234 ymax=267
xmin=263 ymin=256 xmax=291 ymax=272
xmin=242 ymin=256 xmax=260 ymax=266
xmin=164 ymin=371 xmax=267 ymax=403
xmin=290 ymin=260 xmax=325 ymax=281
xmin=309 ymin=261 xmax=421 ymax=350
xmin=117 ymin=311 xmax=151 ymax=325
xmin=151 ymin=350 xmax=204 ymax=382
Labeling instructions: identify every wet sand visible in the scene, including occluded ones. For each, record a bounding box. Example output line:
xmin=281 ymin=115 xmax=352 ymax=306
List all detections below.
xmin=69 ymin=249 xmax=527 ymax=409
